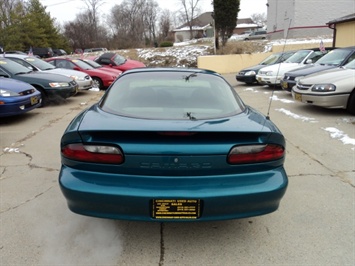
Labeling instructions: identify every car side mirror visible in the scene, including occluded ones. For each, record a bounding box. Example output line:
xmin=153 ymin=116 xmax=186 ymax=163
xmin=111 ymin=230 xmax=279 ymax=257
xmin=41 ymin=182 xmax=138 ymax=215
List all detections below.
xmin=305 ymin=59 xmax=313 ymax=64
xmin=73 ymin=67 xmax=81 ymax=71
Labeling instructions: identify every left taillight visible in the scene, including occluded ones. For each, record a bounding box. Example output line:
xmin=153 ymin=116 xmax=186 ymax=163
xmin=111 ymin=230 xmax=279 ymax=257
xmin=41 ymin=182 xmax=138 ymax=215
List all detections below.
xmin=61 ymin=143 xmax=124 ymax=164
xmin=228 ymin=144 xmax=285 ymax=164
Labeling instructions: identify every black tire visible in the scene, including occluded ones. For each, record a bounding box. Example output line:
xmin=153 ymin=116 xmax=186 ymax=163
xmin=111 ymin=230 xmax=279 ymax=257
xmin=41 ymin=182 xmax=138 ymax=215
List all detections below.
xmin=92 ymin=77 xmax=103 ymax=90
xmin=346 ymin=90 xmax=355 ymax=115
xmin=35 ymin=87 xmax=48 ymax=107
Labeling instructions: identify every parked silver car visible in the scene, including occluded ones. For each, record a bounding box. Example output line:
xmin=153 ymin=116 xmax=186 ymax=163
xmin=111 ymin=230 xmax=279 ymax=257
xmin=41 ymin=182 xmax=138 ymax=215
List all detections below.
xmin=244 ymin=30 xmax=267 ymax=40
xmin=292 ymin=59 xmax=355 ymax=114
xmin=6 ymin=54 xmax=93 ymax=91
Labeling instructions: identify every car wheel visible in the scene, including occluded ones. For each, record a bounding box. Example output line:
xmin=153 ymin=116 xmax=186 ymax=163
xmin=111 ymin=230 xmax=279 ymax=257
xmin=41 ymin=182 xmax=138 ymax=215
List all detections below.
xmin=35 ymin=87 xmax=48 ymax=107
xmin=346 ymin=90 xmax=355 ymax=115
xmin=92 ymin=77 xmax=103 ymax=90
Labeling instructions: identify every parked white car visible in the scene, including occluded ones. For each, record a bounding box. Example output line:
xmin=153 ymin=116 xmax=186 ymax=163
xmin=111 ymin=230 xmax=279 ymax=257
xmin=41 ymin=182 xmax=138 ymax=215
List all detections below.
xmin=256 ymin=48 xmax=332 ymax=87
xmin=292 ymin=59 xmax=355 ymax=114
xmin=6 ymin=54 xmax=93 ymax=91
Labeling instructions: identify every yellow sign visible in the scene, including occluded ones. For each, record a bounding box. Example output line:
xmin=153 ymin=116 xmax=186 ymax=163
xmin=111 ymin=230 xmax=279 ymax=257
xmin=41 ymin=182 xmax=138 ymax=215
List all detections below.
xmin=152 ymin=199 xmax=201 ymax=219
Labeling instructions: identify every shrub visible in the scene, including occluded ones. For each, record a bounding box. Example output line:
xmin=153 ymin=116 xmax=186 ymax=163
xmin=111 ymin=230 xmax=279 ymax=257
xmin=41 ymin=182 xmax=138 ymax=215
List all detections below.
xmin=160 ymin=41 xmax=174 ymax=47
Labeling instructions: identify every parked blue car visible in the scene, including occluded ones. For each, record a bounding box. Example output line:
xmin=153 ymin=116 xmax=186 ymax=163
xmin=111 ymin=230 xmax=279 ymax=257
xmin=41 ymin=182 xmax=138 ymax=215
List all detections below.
xmin=59 ymin=68 xmax=288 ymax=222
xmin=0 ymin=78 xmax=41 ymax=117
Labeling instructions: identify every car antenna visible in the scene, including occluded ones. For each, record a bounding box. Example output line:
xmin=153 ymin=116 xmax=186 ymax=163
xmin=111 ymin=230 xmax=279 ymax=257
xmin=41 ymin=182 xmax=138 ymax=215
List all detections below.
xmin=266 ymin=19 xmax=292 ymax=120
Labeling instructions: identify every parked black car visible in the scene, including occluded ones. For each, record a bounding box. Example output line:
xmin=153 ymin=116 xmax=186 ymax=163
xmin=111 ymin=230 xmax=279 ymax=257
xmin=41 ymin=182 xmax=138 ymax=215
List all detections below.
xmin=28 ymin=47 xmax=55 ymax=58
xmin=0 ymin=58 xmax=78 ymax=105
xmin=281 ymin=46 xmax=355 ymax=92
xmin=236 ymin=50 xmax=296 ymax=84
xmin=53 ymin=49 xmax=68 ymax=56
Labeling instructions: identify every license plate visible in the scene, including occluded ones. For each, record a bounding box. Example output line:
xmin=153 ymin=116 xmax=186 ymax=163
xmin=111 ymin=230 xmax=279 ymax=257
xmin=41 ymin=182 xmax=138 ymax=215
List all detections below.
xmin=30 ymin=96 xmax=39 ymax=105
xmin=281 ymin=81 xmax=288 ymax=89
xmin=294 ymin=92 xmax=302 ymax=102
xmin=152 ymin=199 xmax=201 ymax=219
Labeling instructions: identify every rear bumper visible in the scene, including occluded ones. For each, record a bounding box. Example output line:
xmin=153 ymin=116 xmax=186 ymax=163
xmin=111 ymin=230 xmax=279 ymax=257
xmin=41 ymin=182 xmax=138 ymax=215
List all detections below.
xmin=59 ymin=166 xmax=288 ymax=222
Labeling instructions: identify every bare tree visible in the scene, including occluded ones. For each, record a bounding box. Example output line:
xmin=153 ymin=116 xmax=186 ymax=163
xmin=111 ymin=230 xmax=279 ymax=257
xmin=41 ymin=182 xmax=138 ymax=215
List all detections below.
xmin=250 ymin=13 xmax=267 ymax=28
xmin=179 ymin=0 xmax=202 ymax=40
xmin=143 ymin=0 xmax=159 ymax=45
xmin=108 ymin=0 xmax=160 ymax=48
xmin=158 ymin=9 xmax=173 ymax=41
xmin=81 ymin=0 xmax=105 ymax=46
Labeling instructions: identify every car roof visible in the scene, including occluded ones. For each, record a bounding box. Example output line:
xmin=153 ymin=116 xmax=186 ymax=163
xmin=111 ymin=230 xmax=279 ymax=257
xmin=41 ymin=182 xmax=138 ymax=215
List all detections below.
xmin=4 ymin=54 xmax=28 ymax=58
xmin=122 ymin=67 xmax=219 ymax=75
xmin=98 ymin=52 xmax=116 ymax=59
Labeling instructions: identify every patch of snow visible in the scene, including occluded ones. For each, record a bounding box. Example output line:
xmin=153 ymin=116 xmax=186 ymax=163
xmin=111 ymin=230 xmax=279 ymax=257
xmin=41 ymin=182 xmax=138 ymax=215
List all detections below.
xmin=244 ymin=88 xmax=259 ymax=93
xmin=322 ymin=127 xmax=355 ymax=146
xmin=3 ymin=147 xmax=20 ymax=153
xmin=270 ymin=95 xmax=294 ymax=103
xmin=276 ymin=108 xmax=318 ymax=123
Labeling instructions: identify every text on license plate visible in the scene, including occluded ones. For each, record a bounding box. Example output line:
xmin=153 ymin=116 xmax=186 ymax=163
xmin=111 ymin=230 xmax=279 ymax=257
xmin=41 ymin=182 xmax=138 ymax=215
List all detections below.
xmin=30 ymin=96 xmax=39 ymax=105
xmin=281 ymin=81 xmax=288 ymax=89
xmin=152 ymin=199 xmax=201 ymax=219
xmin=294 ymin=92 xmax=302 ymax=102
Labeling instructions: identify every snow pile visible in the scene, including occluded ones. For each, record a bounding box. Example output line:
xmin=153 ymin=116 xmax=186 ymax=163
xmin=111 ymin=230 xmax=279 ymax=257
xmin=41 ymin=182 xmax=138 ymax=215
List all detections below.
xmin=137 ymin=45 xmax=212 ymax=68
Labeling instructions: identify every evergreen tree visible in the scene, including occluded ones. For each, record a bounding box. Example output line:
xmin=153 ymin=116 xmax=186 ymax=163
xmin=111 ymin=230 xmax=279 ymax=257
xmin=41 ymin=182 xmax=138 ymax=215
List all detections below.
xmin=213 ymin=0 xmax=240 ymax=49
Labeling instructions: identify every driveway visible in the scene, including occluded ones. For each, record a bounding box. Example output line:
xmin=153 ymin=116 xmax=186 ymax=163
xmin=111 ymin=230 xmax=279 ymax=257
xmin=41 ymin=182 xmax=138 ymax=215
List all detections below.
xmin=1 ymin=76 xmax=354 ymax=265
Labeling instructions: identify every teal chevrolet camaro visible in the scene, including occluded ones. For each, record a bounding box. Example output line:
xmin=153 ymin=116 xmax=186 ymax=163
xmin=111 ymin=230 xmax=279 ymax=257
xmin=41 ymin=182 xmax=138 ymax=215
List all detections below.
xmin=59 ymin=68 xmax=288 ymax=222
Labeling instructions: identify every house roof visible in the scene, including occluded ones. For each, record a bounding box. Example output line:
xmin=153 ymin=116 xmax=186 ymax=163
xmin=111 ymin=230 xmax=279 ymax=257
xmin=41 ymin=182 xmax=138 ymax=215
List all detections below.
xmin=327 ymin=13 xmax=355 ymax=25
xmin=174 ymin=12 xmax=258 ymax=31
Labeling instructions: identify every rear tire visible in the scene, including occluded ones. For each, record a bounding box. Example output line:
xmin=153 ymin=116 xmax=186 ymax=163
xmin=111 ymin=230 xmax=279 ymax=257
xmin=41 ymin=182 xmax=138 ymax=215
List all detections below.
xmin=346 ymin=90 xmax=355 ymax=115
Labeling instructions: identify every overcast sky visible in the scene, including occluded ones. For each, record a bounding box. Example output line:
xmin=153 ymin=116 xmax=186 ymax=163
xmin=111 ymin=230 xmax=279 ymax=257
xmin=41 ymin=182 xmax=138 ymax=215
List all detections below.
xmin=40 ymin=0 xmax=267 ymax=24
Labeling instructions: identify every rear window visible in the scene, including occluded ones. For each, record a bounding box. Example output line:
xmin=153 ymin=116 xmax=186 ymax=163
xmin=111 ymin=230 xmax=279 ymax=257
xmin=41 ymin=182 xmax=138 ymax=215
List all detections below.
xmin=100 ymin=71 xmax=245 ymax=120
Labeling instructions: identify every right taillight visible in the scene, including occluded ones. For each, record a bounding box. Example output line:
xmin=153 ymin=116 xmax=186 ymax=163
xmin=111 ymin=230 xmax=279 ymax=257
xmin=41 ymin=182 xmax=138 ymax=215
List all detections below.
xmin=228 ymin=144 xmax=285 ymax=164
xmin=61 ymin=143 xmax=124 ymax=164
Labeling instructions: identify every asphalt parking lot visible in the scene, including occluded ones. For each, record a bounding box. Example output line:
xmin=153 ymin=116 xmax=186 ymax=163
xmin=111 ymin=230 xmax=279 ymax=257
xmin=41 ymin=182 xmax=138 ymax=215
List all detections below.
xmin=1 ymin=74 xmax=354 ymax=265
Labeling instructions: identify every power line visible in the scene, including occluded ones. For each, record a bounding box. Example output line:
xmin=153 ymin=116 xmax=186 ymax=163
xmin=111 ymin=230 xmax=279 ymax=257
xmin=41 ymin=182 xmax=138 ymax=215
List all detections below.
xmin=42 ymin=0 xmax=78 ymax=7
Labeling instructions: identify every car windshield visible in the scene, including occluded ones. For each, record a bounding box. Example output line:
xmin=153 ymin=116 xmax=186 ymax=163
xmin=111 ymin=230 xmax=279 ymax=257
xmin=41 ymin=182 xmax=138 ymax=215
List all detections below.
xmin=71 ymin=59 xmax=94 ymax=70
xmin=344 ymin=58 xmax=355 ymax=69
xmin=260 ymin=52 xmax=294 ymax=65
xmin=83 ymin=59 xmax=102 ymax=68
xmin=0 ymin=59 xmax=32 ymax=74
xmin=284 ymin=50 xmax=311 ymax=63
xmin=100 ymin=71 xmax=245 ymax=120
xmin=112 ymin=54 xmax=126 ymax=66
xmin=315 ymin=49 xmax=353 ymax=66
xmin=25 ymin=57 xmax=56 ymax=70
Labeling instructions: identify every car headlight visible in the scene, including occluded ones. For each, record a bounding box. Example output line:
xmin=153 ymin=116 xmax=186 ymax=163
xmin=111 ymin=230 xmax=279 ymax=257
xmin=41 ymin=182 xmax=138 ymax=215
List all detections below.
xmin=244 ymin=71 xmax=256 ymax=76
xmin=265 ymin=71 xmax=274 ymax=76
xmin=70 ymin=75 xmax=85 ymax=81
xmin=311 ymin=84 xmax=336 ymax=92
xmin=49 ymin=82 xmax=70 ymax=88
xmin=0 ymin=89 xmax=19 ymax=97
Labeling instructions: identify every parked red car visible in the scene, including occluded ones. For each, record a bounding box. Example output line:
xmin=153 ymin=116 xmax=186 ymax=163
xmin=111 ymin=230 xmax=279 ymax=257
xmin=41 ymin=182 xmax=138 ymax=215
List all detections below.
xmin=46 ymin=57 xmax=121 ymax=90
xmin=78 ymin=58 xmax=123 ymax=76
xmin=94 ymin=52 xmax=145 ymax=72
